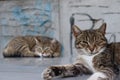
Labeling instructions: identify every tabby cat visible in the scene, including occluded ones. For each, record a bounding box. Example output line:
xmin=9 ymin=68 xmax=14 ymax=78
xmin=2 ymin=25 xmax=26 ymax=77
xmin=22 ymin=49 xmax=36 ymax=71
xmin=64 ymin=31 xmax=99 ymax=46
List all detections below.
xmin=42 ymin=23 xmax=120 ymax=80
xmin=3 ymin=36 xmax=61 ymax=57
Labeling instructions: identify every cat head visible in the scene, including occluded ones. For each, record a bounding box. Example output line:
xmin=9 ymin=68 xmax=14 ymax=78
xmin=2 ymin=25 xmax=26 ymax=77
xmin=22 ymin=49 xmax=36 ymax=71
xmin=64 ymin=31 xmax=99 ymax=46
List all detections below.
xmin=34 ymin=38 xmax=56 ymax=57
xmin=72 ymin=23 xmax=107 ymax=56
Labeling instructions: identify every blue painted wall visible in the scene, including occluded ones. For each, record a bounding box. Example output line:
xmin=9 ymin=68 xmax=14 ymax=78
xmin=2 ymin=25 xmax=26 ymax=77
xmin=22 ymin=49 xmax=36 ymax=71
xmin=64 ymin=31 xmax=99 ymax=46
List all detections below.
xmin=0 ymin=0 xmax=59 ymax=57
xmin=11 ymin=1 xmax=54 ymax=36
xmin=1 ymin=0 xmax=55 ymax=37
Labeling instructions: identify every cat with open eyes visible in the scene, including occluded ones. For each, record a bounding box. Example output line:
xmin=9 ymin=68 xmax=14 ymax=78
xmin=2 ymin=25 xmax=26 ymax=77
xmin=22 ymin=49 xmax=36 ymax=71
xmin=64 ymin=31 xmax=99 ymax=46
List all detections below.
xmin=3 ymin=36 xmax=61 ymax=58
xmin=42 ymin=23 xmax=120 ymax=80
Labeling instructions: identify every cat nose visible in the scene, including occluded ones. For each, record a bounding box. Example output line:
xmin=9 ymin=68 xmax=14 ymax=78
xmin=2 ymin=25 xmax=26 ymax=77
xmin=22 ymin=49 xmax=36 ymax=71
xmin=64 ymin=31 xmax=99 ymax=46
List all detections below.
xmin=89 ymin=47 xmax=94 ymax=52
xmin=42 ymin=52 xmax=45 ymax=55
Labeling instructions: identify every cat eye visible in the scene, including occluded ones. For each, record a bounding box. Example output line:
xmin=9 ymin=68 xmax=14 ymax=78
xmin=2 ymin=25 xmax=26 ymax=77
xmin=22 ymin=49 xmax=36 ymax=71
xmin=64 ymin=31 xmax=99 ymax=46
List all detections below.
xmin=38 ymin=48 xmax=42 ymax=51
xmin=96 ymin=39 xmax=105 ymax=43
xmin=81 ymin=41 xmax=88 ymax=44
xmin=45 ymin=47 xmax=49 ymax=50
xmin=38 ymin=47 xmax=42 ymax=50
xmin=95 ymin=41 xmax=99 ymax=43
xmin=44 ymin=47 xmax=50 ymax=51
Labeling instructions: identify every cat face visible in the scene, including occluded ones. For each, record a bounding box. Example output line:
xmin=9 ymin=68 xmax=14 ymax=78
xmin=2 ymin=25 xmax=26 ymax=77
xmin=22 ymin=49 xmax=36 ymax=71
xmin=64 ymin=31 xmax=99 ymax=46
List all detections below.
xmin=35 ymin=46 xmax=53 ymax=57
xmin=72 ymin=23 xmax=107 ymax=56
xmin=34 ymin=39 xmax=56 ymax=57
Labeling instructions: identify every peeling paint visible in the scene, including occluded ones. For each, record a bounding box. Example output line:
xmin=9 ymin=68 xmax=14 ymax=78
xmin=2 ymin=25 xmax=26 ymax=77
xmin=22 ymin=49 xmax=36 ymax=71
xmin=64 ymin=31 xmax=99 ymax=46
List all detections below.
xmin=10 ymin=0 xmax=54 ymax=37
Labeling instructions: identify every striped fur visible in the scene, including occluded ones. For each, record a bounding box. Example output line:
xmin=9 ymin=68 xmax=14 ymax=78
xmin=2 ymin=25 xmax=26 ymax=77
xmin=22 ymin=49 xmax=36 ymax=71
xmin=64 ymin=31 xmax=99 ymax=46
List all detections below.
xmin=3 ymin=36 xmax=61 ymax=57
xmin=42 ymin=23 xmax=120 ymax=80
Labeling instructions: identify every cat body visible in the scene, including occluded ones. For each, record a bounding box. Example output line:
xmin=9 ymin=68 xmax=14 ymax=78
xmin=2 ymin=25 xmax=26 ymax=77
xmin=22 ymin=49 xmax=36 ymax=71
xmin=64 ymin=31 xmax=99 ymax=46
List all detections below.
xmin=3 ymin=36 xmax=61 ymax=57
xmin=42 ymin=23 xmax=120 ymax=80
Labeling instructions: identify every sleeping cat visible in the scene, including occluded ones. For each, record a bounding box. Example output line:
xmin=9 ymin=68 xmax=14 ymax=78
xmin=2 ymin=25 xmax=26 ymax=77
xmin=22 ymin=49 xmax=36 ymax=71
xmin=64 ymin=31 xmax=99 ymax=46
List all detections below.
xmin=3 ymin=36 xmax=61 ymax=57
xmin=42 ymin=23 xmax=120 ymax=80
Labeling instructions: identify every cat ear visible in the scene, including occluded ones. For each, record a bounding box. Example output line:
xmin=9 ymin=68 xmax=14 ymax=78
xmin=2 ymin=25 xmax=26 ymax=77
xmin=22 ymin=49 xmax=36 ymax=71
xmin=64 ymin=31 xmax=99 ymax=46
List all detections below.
xmin=51 ymin=39 xmax=57 ymax=44
xmin=34 ymin=38 xmax=39 ymax=44
xmin=72 ymin=25 xmax=82 ymax=37
xmin=98 ymin=23 xmax=106 ymax=35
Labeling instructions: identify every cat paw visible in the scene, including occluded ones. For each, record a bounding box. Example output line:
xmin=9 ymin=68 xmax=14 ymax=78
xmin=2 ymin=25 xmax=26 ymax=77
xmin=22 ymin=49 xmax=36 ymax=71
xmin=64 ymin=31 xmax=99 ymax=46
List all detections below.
xmin=87 ymin=77 xmax=108 ymax=80
xmin=42 ymin=67 xmax=55 ymax=80
xmin=98 ymin=77 xmax=109 ymax=80
xmin=87 ymin=72 xmax=108 ymax=80
xmin=34 ymin=54 xmax=41 ymax=57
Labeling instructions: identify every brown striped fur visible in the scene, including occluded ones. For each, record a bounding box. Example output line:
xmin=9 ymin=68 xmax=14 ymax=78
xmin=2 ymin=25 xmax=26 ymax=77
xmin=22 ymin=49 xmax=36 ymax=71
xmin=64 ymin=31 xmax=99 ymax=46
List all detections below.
xmin=3 ymin=36 xmax=61 ymax=58
xmin=42 ymin=23 xmax=120 ymax=80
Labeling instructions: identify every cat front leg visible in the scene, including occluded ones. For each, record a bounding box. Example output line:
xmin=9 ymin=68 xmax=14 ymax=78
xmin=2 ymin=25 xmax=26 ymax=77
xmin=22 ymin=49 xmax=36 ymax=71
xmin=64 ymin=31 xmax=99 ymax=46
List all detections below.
xmin=87 ymin=68 xmax=116 ymax=80
xmin=87 ymin=72 xmax=108 ymax=80
xmin=21 ymin=47 xmax=40 ymax=57
xmin=42 ymin=63 xmax=91 ymax=80
xmin=52 ymin=52 xmax=60 ymax=57
xmin=22 ymin=51 xmax=40 ymax=57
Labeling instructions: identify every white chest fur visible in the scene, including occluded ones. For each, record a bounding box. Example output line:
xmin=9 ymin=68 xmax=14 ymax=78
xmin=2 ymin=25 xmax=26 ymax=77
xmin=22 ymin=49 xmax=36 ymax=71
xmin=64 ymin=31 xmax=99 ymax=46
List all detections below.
xmin=76 ymin=48 xmax=105 ymax=73
xmin=78 ymin=55 xmax=96 ymax=73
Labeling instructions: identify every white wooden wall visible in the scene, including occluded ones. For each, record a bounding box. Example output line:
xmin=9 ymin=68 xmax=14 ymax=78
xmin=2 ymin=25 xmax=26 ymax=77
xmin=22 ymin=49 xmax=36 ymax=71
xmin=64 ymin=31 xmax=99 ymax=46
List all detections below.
xmin=0 ymin=0 xmax=120 ymax=58
xmin=59 ymin=0 xmax=120 ymax=57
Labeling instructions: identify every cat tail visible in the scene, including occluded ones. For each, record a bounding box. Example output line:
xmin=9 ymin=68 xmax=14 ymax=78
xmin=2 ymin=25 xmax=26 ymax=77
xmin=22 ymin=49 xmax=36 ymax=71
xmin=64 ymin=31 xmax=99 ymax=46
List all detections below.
xmin=3 ymin=46 xmax=18 ymax=57
xmin=3 ymin=47 xmax=10 ymax=57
